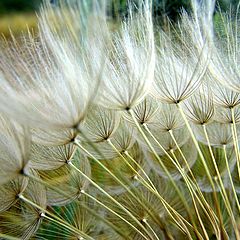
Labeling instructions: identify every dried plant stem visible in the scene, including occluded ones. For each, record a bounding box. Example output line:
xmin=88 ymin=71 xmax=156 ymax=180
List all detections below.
xmin=213 ymin=178 xmax=240 ymax=240
xmin=169 ymin=149 xmax=209 ymax=240
xmin=135 ymin=173 xmax=193 ymax=236
xmin=144 ymin=124 xmax=219 ymax=237
xmin=68 ymin=161 xmax=153 ymax=240
xmin=125 ymin=150 xmax=158 ymax=191
xmin=106 ymin=139 xmax=157 ymax=191
xmin=202 ymin=124 xmax=240 ymax=240
xmin=177 ymin=103 xmax=227 ymax=240
xmin=107 ymin=138 xmax=193 ymax=237
xmin=27 ymin=167 xmax=149 ymax=239
xmin=81 ymin=190 xmax=152 ymax=240
xmin=223 ymin=144 xmax=240 ymax=213
xmin=74 ymin=139 xmax=190 ymax=237
xmin=168 ymin=128 xmax=218 ymax=227
xmin=18 ymin=195 xmax=93 ymax=240
xmin=129 ymin=109 xmax=203 ymax=240
xmin=168 ymin=129 xmax=195 ymax=179
xmin=0 ymin=234 xmax=20 ymax=240
xmin=142 ymin=218 xmax=160 ymax=240
xmin=74 ymin=140 xmax=133 ymax=192
xmin=25 ymin=172 xmax=130 ymax=239
xmin=231 ymin=108 xmax=240 ymax=180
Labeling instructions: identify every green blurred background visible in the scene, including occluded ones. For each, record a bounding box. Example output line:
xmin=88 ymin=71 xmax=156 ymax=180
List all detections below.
xmin=0 ymin=0 xmax=238 ymax=37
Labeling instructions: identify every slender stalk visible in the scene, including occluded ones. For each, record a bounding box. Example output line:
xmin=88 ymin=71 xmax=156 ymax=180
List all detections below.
xmin=133 ymin=171 xmax=193 ymax=236
xmin=168 ymin=129 xmax=190 ymax=170
xmin=231 ymin=107 xmax=240 ymax=180
xmin=74 ymin=140 xmax=133 ymax=192
xmin=18 ymin=195 xmax=93 ymax=240
xmin=144 ymin=123 xmax=219 ymax=237
xmin=25 ymin=172 xmax=130 ymax=239
xmin=0 ymin=234 xmax=20 ymax=240
xmin=125 ymin=150 xmax=158 ymax=191
xmin=168 ymin=127 xmax=218 ymax=225
xmin=142 ymin=218 xmax=160 ymax=240
xmin=129 ymin=109 xmax=202 ymax=240
xmin=68 ymin=161 xmax=153 ymax=240
xmin=177 ymin=104 xmax=217 ymax=190
xmin=107 ymin=138 xmax=157 ymax=191
xmin=106 ymin=146 xmax=191 ymax=236
xmin=170 ymin=149 xmax=209 ymax=240
xmin=223 ymin=144 xmax=240 ymax=213
xmin=107 ymin=134 xmax=196 ymax=237
xmin=81 ymin=190 xmax=152 ymax=240
xmin=203 ymin=124 xmax=240 ymax=239
xmin=213 ymin=179 xmax=240 ymax=240
xmin=177 ymin=103 xmax=227 ymax=239
xmin=75 ymin=139 xmax=192 ymax=237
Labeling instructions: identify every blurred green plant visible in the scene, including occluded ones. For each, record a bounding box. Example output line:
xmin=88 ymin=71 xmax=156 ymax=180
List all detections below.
xmin=0 ymin=0 xmax=41 ymax=14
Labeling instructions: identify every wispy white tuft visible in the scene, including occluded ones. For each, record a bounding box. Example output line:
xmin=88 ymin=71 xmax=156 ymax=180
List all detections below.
xmin=99 ymin=1 xmax=155 ymax=110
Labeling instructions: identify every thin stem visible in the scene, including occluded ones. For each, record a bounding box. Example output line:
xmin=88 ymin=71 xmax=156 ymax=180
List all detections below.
xmin=125 ymin=147 xmax=202 ymax=238
xmin=107 ymin=138 xmax=157 ymax=191
xmin=129 ymin=109 xmax=200 ymax=240
xmin=19 ymin=195 xmax=93 ymax=240
xmin=203 ymin=124 xmax=240 ymax=239
xmin=125 ymin=150 xmax=157 ymax=191
xmin=213 ymin=179 xmax=240 ymax=240
xmin=75 ymin=139 xmax=191 ymax=237
xmin=133 ymin=170 xmax=193 ymax=236
xmin=0 ymin=234 xmax=20 ymax=240
xmin=26 ymin=172 xmax=130 ymax=240
xmin=68 ymin=161 xmax=152 ymax=240
xmin=223 ymin=144 xmax=240 ymax=213
xmin=81 ymin=190 xmax=151 ymax=240
xmin=170 ymin=150 xmax=209 ymax=240
xmin=177 ymin=104 xmax=216 ymax=190
xmin=142 ymin=218 xmax=160 ymax=240
xmin=74 ymin=140 xmax=133 ymax=193
xmin=231 ymin=107 xmax=240 ymax=180
xmin=168 ymin=127 xmax=219 ymax=230
xmin=177 ymin=103 xmax=227 ymax=239
xmin=144 ymin=123 xmax=218 ymax=237
xmin=168 ymin=129 xmax=190 ymax=170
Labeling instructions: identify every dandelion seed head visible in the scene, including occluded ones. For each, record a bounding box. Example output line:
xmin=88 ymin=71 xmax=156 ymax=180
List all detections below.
xmin=79 ymin=105 xmax=121 ymax=143
xmin=98 ymin=2 xmax=155 ymax=110
xmin=0 ymin=117 xmax=30 ymax=185
xmin=193 ymin=122 xmax=234 ymax=147
xmin=183 ymin=87 xmax=214 ymax=125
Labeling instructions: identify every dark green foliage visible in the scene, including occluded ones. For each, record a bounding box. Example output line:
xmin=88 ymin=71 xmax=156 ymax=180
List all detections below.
xmin=110 ymin=0 xmax=239 ymax=25
xmin=153 ymin=0 xmax=191 ymax=22
xmin=0 ymin=0 xmax=41 ymax=14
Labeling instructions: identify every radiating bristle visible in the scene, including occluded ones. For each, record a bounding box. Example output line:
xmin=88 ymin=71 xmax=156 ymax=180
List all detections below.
xmin=0 ymin=116 xmax=30 ymax=185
